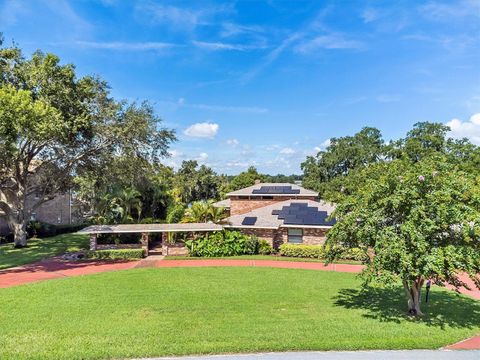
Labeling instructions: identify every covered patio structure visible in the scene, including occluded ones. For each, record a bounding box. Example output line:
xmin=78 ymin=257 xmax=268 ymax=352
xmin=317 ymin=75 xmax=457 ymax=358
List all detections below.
xmin=79 ymin=223 xmax=224 ymax=255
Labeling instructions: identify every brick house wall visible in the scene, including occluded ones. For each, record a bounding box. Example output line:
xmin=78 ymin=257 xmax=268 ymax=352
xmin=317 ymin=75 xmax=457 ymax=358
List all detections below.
xmin=230 ymin=196 xmax=318 ymax=216
xmin=237 ymin=227 xmax=328 ymax=250
xmin=0 ymin=192 xmax=78 ymax=236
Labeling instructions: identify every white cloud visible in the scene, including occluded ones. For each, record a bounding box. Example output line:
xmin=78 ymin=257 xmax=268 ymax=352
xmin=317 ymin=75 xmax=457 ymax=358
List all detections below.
xmin=137 ymin=3 xmax=233 ymax=32
xmin=192 ymin=40 xmax=266 ymax=51
xmin=184 ymin=122 xmax=219 ymax=139
xmin=295 ymin=34 xmax=364 ymax=53
xmin=361 ymin=8 xmax=381 ymax=23
xmin=75 ymin=41 xmax=177 ymax=51
xmin=313 ymin=139 xmax=331 ymax=153
xmin=226 ymin=139 xmax=240 ymax=147
xmin=197 ymin=152 xmax=209 ymax=163
xmin=279 ymin=147 xmax=296 ymax=155
xmin=0 ymin=0 xmax=28 ymax=27
xmin=174 ymin=99 xmax=268 ymax=114
xmin=420 ymin=1 xmax=480 ymax=21
xmin=446 ymin=113 xmax=480 ymax=145
xmin=168 ymin=149 xmax=184 ymax=158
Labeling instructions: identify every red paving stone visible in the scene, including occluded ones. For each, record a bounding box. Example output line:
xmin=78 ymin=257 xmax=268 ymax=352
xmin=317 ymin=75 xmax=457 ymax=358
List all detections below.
xmin=0 ymin=258 xmax=140 ymax=288
xmin=444 ymin=336 xmax=480 ymax=350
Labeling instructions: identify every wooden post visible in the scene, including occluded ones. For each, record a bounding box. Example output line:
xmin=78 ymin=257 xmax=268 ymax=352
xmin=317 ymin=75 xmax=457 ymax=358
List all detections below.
xmin=141 ymin=232 xmax=149 ymax=256
xmin=89 ymin=233 xmax=97 ymax=251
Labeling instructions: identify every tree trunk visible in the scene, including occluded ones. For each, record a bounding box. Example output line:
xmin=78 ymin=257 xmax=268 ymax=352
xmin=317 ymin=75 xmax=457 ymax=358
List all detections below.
xmin=7 ymin=193 xmax=29 ymax=248
xmin=403 ymin=279 xmax=425 ymax=316
xmin=12 ymin=221 xmax=28 ymax=247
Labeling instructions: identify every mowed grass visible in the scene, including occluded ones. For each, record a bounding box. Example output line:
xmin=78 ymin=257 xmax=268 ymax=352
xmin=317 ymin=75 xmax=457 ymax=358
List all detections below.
xmin=0 ymin=267 xmax=479 ymax=360
xmin=0 ymin=233 xmax=89 ymax=269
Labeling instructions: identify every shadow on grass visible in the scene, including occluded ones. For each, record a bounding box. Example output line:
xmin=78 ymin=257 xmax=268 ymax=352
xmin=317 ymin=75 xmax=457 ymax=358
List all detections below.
xmin=334 ymin=286 xmax=480 ymax=330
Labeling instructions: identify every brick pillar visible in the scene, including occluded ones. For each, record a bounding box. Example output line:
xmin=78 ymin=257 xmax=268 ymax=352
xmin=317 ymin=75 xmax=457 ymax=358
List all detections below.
xmin=89 ymin=233 xmax=97 ymax=251
xmin=141 ymin=232 xmax=149 ymax=256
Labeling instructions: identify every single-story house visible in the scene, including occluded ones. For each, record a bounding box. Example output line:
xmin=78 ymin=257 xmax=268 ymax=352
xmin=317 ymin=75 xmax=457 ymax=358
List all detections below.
xmin=80 ymin=182 xmax=336 ymax=255
xmin=216 ymin=182 xmax=336 ymax=248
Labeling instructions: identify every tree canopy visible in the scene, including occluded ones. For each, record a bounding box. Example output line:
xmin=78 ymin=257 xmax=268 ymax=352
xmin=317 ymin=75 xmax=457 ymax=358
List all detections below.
xmin=0 ymin=43 xmax=176 ymax=246
xmin=301 ymin=127 xmax=385 ymax=199
xmin=326 ymin=156 xmax=480 ymax=315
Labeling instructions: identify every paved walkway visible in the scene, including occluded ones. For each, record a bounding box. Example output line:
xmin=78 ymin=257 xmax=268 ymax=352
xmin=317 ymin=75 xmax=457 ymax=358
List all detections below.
xmin=444 ymin=335 xmax=480 ymax=350
xmin=137 ymin=350 xmax=480 ymax=360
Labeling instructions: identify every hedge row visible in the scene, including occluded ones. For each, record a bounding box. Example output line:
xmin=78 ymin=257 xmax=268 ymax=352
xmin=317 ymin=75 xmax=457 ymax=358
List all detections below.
xmin=85 ymin=249 xmax=145 ymax=260
xmin=279 ymin=244 xmax=367 ymax=261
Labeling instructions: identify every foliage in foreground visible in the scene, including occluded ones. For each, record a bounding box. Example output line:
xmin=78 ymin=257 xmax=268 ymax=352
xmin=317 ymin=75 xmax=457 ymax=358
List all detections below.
xmin=185 ymin=230 xmax=271 ymax=257
xmin=327 ymin=156 xmax=480 ymax=315
xmin=85 ymin=248 xmax=145 ymax=260
xmin=0 ymin=267 xmax=478 ymax=360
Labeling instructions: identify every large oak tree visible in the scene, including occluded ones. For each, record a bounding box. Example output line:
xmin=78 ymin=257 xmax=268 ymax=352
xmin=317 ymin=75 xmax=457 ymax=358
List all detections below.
xmin=0 ymin=42 xmax=175 ymax=246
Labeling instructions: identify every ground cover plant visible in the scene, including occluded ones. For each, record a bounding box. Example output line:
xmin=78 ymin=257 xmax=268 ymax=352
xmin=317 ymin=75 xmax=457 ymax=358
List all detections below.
xmin=85 ymin=248 xmax=145 ymax=260
xmin=0 ymin=267 xmax=478 ymax=360
xmin=0 ymin=233 xmax=89 ymax=270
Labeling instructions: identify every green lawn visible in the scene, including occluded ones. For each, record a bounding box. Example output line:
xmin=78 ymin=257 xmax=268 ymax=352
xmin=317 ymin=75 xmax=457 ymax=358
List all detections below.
xmin=0 ymin=267 xmax=478 ymax=360
xmin=165 ymin=254 xmax=362 ymax=264
xmin=0 ymin=233 xmax=89 ymax=270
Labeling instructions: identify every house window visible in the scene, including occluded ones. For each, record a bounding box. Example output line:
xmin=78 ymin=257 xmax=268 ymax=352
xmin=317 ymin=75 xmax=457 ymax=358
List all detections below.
xmin=287 ymin=228 xmax=303 ymax=243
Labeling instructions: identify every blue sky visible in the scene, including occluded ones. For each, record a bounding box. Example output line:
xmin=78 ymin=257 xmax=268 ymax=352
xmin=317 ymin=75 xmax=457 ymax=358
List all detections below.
xmin=1 ymin=0 xmax=479 ymax=174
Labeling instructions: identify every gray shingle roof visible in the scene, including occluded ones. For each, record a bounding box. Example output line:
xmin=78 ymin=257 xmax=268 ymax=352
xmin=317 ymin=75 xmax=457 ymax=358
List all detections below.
xmin=226 ymin=183 xmax=318 ymax=197
xmin=212 ymin=199 xmax=231 ymax=208
xmin=78 ymin=223 xmax=223 ymax=234
xmin=224 ymin=199 xmax=335 ymax=229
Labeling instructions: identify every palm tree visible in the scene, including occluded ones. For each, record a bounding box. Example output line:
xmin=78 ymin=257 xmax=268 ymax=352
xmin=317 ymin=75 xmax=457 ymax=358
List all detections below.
xmin=182 ymin=201 xmax=209 ymax=223
xmin=182 ymin=200 xmax=226 ymax=223
xmin=208 ymin=204 xmax=226 ymax=223
xmin=116 ymin=188 xmax=142 ymax=222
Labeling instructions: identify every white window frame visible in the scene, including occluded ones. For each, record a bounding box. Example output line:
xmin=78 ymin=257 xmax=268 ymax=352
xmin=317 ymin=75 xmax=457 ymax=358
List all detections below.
xmin=287 ymin=228 xmax=303 ymax=243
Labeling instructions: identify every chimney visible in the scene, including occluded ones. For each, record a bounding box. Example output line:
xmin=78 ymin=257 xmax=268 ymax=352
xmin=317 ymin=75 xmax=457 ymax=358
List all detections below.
xmin=254 ymin=179 xmax=261 ymax=185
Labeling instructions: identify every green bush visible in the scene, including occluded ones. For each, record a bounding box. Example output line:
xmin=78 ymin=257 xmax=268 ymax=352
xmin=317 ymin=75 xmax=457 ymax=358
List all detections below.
xmin=97 ymin=233 xmax=141 ymax=245
xmin=186 ymin=230 xmax=258 ymax=257
xmin=279 ymin=244 xmax=326 ymax=259
xmin=257 ymin=239 xmax=273 ymax=255
xmin=166 ymin=204 xmax=186 ymax=223
xmin=85 ymin=249 xmax=145 ymax=260
xmin=27 ymin=221 xmax=57 ymax=238
xmin=279 ymin=244 xmax=367 ymax=261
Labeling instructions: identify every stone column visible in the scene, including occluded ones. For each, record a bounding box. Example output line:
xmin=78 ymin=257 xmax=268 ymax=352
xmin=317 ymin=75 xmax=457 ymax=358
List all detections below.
xmin=141 ymin=232 xmax=149 ymax=256
xmin=89 ymin=233 xmax=97 ymax=251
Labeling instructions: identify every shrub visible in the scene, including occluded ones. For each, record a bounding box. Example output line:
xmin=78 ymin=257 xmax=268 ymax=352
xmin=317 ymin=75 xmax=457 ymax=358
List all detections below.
xmin=186 ymin=230 xmax=258 ymax=257
xmin=166 ymin=204 xmax=186 ymax=223
xmin=279 ymin=244 xmax=325 ymax=259
xmin=257 ymin=239 xmax=273 ymax=255
xmin=27 ymin=221 xmax=57 ymax=238
xmin=279 ymin=243 xmax=367 ymax=261
xmin=55 ymin=223 xmax=87 ymax=235
xmin=97 ymin=233 xmax=141 ymax=245
xmin=85 ymin=249 xmax=145 ymax=260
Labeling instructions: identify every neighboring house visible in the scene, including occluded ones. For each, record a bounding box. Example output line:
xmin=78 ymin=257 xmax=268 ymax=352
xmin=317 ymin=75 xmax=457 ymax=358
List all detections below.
xmin=0 ymin=191 xmax=77 ymax=236
xmin=215 ymin=182 xmax=336 ymax=249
